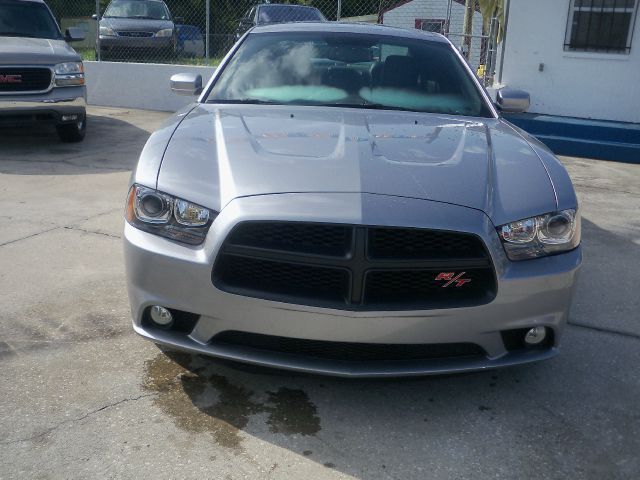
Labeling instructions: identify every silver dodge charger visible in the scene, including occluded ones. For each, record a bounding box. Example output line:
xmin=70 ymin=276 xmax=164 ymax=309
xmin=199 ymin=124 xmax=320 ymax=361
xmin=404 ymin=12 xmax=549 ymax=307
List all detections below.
xmin=124 ymin=23 xmax=582 ymax=377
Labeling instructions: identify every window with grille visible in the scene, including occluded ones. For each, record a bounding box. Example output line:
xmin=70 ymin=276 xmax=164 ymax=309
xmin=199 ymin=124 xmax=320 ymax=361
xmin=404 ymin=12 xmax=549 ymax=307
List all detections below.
xmin=415 ymin=19 xmax=447 ymax=34
xmin=565 ymin=0 xmax=638 ymax=53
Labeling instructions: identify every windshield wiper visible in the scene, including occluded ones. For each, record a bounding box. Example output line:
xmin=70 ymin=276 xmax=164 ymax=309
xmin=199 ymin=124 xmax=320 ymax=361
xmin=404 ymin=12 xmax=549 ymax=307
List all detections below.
xmin=325 ymin=102 xmax=420 ymax=113
xmin=206 ymin=99 xmax=283 ymax=105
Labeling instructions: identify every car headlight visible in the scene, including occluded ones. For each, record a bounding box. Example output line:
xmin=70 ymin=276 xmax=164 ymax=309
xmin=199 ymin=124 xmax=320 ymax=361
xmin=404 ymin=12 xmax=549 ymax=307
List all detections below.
xmin=99 ymin=26 xmax=116 ymax=36
xmin=54 ymin=62 xmax=85 ymax=87
xmin=498 ymin=209 xmax=580 ymax=261
xmin=125 ymin=184 xmax=216 ymax=245
xmin=155 ymin=29 xmax=174 ymax=37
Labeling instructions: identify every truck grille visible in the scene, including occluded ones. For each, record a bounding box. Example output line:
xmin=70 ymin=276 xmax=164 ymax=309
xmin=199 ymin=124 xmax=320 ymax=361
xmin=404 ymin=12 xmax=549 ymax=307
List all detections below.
xmin=0 ymin=67 xmax=52 ymax=93
xmin=212 ymin=331 xmax=486 ymax=362
xmin=213 ymin=222 xmax=496 ymax=311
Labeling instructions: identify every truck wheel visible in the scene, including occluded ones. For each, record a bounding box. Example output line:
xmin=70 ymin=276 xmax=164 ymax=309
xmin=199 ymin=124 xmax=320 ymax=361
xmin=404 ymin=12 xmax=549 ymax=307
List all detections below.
xmin=56 ymin=115 xmax=86 ymax=142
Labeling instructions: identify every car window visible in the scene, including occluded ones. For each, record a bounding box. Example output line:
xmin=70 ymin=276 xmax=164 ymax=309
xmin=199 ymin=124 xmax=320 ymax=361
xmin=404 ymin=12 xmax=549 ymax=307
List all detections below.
xmin=104 ymin=0 xmax=170 ymax=20
xmin=0 ymin=0 xmax=62 ymax=40
xmin=207 ymin=32 xmax=492 ymax=118
xmin=257 ymin=6 xmax=324 ymax=23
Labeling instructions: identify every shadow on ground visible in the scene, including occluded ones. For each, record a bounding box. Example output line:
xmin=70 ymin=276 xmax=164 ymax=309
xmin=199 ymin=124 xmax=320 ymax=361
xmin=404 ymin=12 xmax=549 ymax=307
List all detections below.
xmin=0 ymin=113 xmax=155 ymax=175
xmin=139 ymin=217 xmax=640 ymax=478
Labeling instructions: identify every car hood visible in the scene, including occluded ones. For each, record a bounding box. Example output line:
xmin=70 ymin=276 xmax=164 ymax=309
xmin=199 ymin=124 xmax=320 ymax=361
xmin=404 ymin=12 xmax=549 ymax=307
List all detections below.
xmin=101 ymin=18 xmax=173 ymax=32
xmin=155 ymin=104 xmax=558 ymax=226
xmin=0 ymin=37 xmax=80 ymax=64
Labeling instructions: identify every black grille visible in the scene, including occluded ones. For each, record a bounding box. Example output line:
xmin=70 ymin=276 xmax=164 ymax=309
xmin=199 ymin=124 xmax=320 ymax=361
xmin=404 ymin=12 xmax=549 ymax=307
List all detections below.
xmin=0 ymin=67 xmax=52 ymax=93
xmin=215 ymin=254 xmax=349 ymax=304
xmin=369 ymin=227 xmax=486 ymax=259
xmin=117 ymin=31 xmax=154 ymax=37
xmin=226 ymin=222 xmax=349 ymax=257
xmin=365 ymin=268 xmax=496 ymax=309
xmin=212 ymin=331 xmax=486 ymax=362
xmin=213 ymin=222 xmax=496 ymax=311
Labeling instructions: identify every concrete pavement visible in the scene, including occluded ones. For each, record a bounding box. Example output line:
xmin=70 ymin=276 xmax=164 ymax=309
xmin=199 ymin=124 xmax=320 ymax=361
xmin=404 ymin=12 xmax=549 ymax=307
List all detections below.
xmin=0 ymin=107 xmax=638 ymax=479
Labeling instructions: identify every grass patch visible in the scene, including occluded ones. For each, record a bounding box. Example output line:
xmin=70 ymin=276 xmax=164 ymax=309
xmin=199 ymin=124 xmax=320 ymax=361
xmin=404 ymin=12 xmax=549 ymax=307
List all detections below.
xmin=77 ymin=47 xmax=220 ymax=66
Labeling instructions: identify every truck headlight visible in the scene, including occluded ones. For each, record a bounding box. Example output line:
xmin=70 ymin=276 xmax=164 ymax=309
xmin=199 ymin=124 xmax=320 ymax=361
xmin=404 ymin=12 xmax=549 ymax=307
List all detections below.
xmin=99 ymin=26 xmax=116 ymax=36
xmin=125 ymin=185 xmax=216 ymax=245
xmin=54 ymin=62 xmax=85 ymax=87
xmin=498 ymin=209 xmax=580 ymax=261
xmin=155 ymin=29 xmax=174 ymax=37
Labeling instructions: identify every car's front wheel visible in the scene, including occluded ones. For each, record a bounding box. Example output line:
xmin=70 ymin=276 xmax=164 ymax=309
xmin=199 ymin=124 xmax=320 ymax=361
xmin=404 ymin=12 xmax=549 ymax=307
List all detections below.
xmin=56 ymin=115 xmax=86 ymax=142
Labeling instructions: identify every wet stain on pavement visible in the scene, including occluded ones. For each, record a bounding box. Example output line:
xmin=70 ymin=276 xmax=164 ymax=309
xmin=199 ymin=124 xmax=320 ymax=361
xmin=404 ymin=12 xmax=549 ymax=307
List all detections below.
xmin=143 ymin=353 xmax=321 ymax=451
xmin=266 ymin=388 xmax=320 ymax=435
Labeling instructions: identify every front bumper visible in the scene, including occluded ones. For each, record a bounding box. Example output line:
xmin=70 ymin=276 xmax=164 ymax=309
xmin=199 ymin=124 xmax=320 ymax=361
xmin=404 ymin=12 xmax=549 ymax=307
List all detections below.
xmin=124 ymin=192 xmax=582 ymax=377
xmin=0 ymin=86 xmax=86 ymax=125
xmin=99 ymin=36 xmax=173 ymax=55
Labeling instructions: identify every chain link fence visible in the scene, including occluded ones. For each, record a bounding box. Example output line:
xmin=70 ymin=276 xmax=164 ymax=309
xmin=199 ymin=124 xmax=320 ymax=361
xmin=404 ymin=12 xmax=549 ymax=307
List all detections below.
xmin=49 ymin=0 xmax=499 ymax=84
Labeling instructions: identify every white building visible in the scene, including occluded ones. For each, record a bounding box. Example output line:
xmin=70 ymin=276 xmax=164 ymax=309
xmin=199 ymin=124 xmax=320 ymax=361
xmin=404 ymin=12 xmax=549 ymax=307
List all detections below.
xmin=381 ymin=0 xmax=485 ymax=70
xmin=500 ymin=0 xmax=640 ymax=124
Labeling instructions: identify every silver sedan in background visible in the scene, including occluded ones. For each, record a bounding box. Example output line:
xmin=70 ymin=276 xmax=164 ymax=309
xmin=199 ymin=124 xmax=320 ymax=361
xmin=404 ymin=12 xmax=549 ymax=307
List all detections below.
xmin=124 ymin=23 xmax=581 ymax=377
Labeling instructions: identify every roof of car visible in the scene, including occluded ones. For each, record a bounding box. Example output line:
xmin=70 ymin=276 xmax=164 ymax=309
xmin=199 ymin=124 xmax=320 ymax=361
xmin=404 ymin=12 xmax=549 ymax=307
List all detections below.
xmin=251 ymin=21 xmax=450 ymax=43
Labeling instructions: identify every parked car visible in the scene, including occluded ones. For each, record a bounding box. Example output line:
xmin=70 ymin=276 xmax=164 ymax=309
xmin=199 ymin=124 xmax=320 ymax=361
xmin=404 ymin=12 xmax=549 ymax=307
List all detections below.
xmin=176 ymin=25 xmax=204 ymax=58
xmin=236 ymin=3 xmax=326 ymax=39
xmin=0 ymin=0 xmax=87 ymax=141
xmin=125 ymin=23 xmax=582 ymax=377
xmin=96 ymin=0 xmax=180 ymax=61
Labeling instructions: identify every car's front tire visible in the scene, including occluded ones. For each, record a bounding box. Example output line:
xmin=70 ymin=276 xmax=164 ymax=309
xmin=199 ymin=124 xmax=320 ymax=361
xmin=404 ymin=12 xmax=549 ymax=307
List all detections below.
xmin=56 ymin=115 xmax=86 ymax=142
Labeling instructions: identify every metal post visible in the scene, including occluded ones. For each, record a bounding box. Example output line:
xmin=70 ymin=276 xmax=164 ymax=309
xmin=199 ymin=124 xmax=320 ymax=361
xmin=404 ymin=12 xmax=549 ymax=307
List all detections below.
xmin=337 ymin=0 xmax=342 ymax=21
xmin=462 ymin=0 xmax=474 ymax=60
xmin=484 ymin=15 xmax=496 ymax=86
xmin=95 ymin=0 xmax=100 ymax=61
xmin=498 ymin=0 xmax=510 ymax=84
xmin=205 ymin=0 xmax=210 ymax=62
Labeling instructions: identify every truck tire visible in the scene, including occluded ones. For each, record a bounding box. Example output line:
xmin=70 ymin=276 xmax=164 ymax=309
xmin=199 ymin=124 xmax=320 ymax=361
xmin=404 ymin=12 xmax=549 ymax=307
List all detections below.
xmin=56 ymin=115 xmax=86 ymax=142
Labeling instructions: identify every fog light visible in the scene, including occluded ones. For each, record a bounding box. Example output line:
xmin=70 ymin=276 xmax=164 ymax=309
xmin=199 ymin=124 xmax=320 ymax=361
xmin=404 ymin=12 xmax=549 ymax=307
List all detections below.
xmin=524 ymin=326 xmax=547 ymax=346
xmin=61 ymin=114 xmax=79 ymax=121
xmin=149 ymin=305 xmax=173 ymax=327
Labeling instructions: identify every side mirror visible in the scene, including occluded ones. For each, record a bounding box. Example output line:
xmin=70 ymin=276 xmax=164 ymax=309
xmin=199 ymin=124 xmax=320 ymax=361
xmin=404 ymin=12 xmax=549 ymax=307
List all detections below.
xmin=495 ymin=88 xmax=530 ymax=114
xmin=91 ymin=14 xmax=99 ymax=20
xmin=170 ymin=73 xmax=203 ymax=96
xmin=65 ymin=27 xmax=86 ymax=42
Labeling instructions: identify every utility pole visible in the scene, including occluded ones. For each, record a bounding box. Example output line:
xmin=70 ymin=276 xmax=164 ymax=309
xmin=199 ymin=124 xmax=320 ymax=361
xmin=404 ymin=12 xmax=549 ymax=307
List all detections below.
xmin=337 ymin=0 xmax=342 ymax=21
xmin=205 ymin=0 xmax=210 ymax=61
xmin=96 ymin=0 xmax=100 ymax=61
xmin=462 ymin=0 xmax=474 ymax=60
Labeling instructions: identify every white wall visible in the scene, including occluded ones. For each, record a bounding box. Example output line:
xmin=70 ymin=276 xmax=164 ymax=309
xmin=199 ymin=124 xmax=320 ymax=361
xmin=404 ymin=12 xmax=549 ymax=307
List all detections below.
xmin=382 ymin=0 xmax=485 ymax=69
xmin=84 ymin=61 xmax=216 ymax=112
xmin=501 ymin=0 xmax=640 ymax=123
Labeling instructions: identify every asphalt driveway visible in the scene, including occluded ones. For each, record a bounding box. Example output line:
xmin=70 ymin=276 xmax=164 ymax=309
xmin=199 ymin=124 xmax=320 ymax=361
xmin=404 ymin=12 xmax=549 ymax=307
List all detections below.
xmin=0 ymin=107 xmax=638 ymax=480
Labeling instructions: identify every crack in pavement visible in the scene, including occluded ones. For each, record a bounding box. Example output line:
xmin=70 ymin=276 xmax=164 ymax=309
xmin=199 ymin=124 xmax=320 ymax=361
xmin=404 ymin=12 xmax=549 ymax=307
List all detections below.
xmin=568 ymin=321 xmax=640 ymax=341
xmin=63 ymin=226 xmax=121 ymax=239
xmin=0 ymin=208 xmax=122 ymax=248
xmin=0 ymin=226 xmax=62 ymax=247
xmin=0 ymin=393 xmax=156 ymax=446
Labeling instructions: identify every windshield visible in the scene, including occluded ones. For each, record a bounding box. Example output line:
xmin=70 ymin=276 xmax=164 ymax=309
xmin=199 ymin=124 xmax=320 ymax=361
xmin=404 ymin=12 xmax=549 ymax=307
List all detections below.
xmin=258 ymin=5 xmax=325 ymax=23
xmin=104 ymin=0 xmax=171 ymax=20
xmin=0 ymin=0 xmax=62 ymax=39
xmin=206 ymin=32 xmax=492 ymax=117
